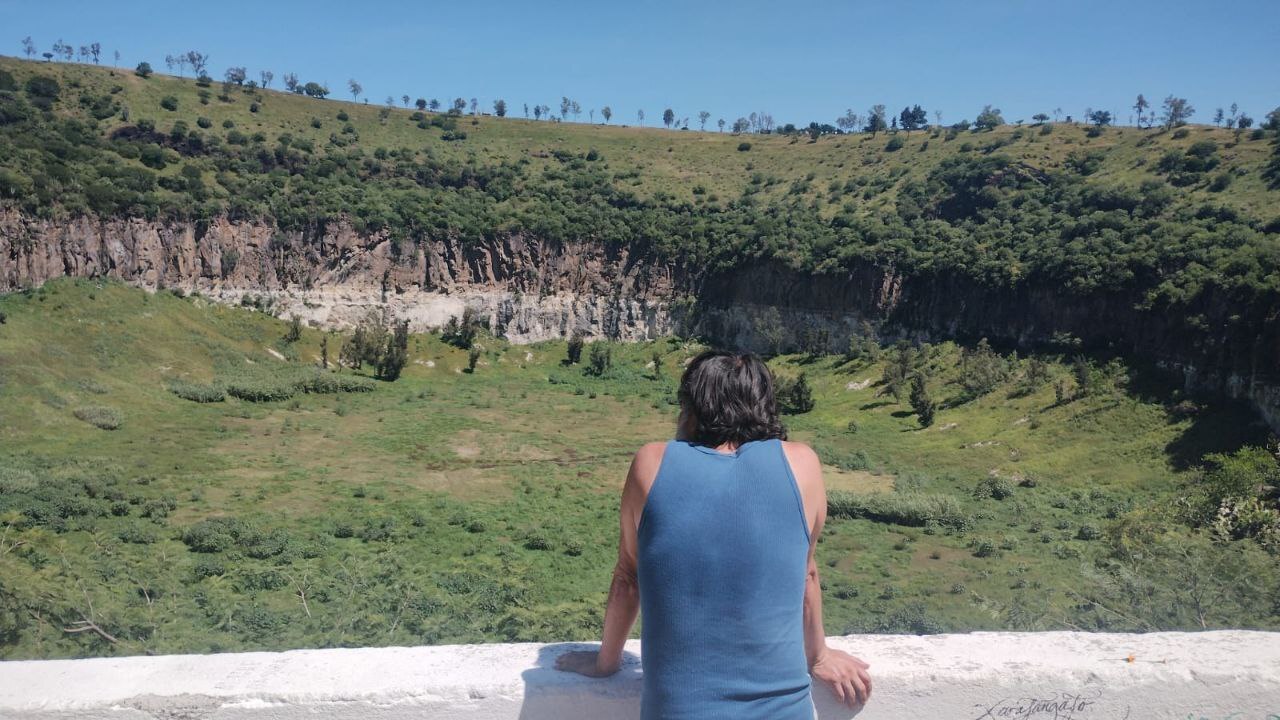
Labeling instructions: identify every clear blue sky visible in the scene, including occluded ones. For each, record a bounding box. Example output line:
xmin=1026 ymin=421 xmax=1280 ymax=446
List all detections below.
xmin=3 ymin=0 xmax=1277 ymax=127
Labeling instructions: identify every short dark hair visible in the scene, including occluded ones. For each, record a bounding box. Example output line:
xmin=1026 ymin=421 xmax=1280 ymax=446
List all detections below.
xmin=678 ymin=350 xmax=786 ymax=447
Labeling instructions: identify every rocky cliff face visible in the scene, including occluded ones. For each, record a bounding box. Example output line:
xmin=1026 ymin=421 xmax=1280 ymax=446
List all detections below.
xmin=3 ymin=211 xmax=1276 ymax=429
xmin=0 ymin=211 xmax=684 ymax=342
xmin=698 ymin=262 xmax=1280 ymax=430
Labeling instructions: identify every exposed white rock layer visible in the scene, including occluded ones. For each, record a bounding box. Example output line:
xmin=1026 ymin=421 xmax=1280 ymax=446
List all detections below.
xmin=1 ymin=632 xmax=1277 ymax=719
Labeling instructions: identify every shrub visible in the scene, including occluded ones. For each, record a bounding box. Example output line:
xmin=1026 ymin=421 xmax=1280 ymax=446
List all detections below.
xmin=855 ymin=603 xmax=945 ymax=634
xmin=524 ymin=532 xmax=552 ymax=550
xmin=134 ymin=62 xmax=153 ymax=78
xmin=74 ymin=406 xmax=122 ymax=430
xmin=197 ymin=116 xmax=212 ymax=129
xmin=441 ymin=308 xmax=480 ymax=349
xmin=972 ymin=539 xmax=997 ymax=557
xmin=737 ymin=142 xmax=752 ymax=151
xmin=139 ymin=144 xmax=167 ymax=170
xmin=776 ymin=373 xmax=815 ymax=414
xmin=960 ymin=339 xmax=1010 ymax=398
xmin=225 ymin=379 xmax=296 ymax=402
xmin=359 ymin=518 xmax=396 ymax=542
xmin=337 ymin=110 xmax=349 ymax=121
xmin=192 ymin=557 xmax=226 ymax=579
xmin=160 ymin=95 xmax=178 ymax=111
xmin=295 ymin=371 xmax=375 ymax=394
xmin=566 ymin=334 xmax=585 ymax=364
xmin=117 ymin=523 xmax=156 ymax=544
xmin=1076 ymin=524 xmax=1102 ymax=541
xmin=182 ymin=518 xmax=240 ymax=553
xmin=827 ymin=491 xmax=971 ymax=531
xmin=23 ymin=75 xmax=60 ymax=110
xmin=814 ymin=445 xmax=870 ymax=471
xmin=169 ymin=381 xmax=225 ymax=403
xmin=973 ymin=476 xmax=1015 ymax=500
xmin=885 ymin=136 xmax=905 ymax=151
xmin=585 ymin=342 xmax=612 ymax=376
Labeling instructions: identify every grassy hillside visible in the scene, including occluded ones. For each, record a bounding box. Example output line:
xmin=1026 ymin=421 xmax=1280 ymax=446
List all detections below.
xmin=0 ymin=280 xmax=1275 ymax=659
xmin=2 ymin=55 xmax=1278 ymax=288
xmin=1 ymin=55 xmax=1276 ymax=216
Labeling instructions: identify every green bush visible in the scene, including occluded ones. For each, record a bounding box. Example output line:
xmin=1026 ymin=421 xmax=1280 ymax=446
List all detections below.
xmin=827 ymin=491 xmax=970 ymax=530
xmin=737 ymin=142 xmax=751 ymax=151
xmin=74 ymin=406 xmax=122 ymax=430
xmin=585 ymin=342 xmax=612 ymax=376
xmin=139 ymin=144 xmax=167 ymax=170
xmin=117 ymin=522 xmax=156 ymax=544
xmin=225 ymin=379 xmax=296 ymax=402
xmin=192 ymin=557 xmax=226 ymax=578
xmin=973 ymin=476 xmax=1015 ymax=500
xmin=776 ymin=373 xmax=815 ymax=414
xmin=295 ymin=371 xmax=375 ymax=394
xmin=524 ymin=531 xmax=552 ymax=550
xmin=1076 ymin=524 xmax=1102 ymax=540
xmin=885 ymin=136 xmax=905 ymax=151
xmin=972 ymin=539 xmax=997 ymax=557
xmin=182 ymin=518 xmax=239 ymax=552
xmin=814 ymin=444 xmax=870 ymax=471
xmin=160 ymin=95 xmax=178 ymax=111
xmin=168 ymin=381 xmax=226 ymax=403
xmin=566 ymin=334 xmax=584 ymax=364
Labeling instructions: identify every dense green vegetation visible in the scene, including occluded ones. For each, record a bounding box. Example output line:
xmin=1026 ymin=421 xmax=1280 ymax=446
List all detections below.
xmin=1 ymin=56 xmax=1278 ymax=658
xmin=0 ymin=280 xmax=1276 ymax=659
xmin=2 ymin=57 xmax=1279 ymax=331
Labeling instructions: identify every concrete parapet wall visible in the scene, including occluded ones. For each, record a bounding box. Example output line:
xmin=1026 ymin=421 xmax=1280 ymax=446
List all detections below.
xmin=1 ymin=632 xmax=1278 ymax=719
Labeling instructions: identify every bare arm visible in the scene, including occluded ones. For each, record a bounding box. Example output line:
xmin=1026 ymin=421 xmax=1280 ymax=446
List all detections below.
xmin=557 ymin=443 xmax=661 ymax=677
xmin=803 ymin=506 xmax=831 ymax=668
xmin=784 ymin=442 xmax=873 ymax=708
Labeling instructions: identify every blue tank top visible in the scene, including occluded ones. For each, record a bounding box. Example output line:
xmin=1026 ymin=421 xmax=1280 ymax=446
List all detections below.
xmin=637 ymin=438 xmax=813 ymax=720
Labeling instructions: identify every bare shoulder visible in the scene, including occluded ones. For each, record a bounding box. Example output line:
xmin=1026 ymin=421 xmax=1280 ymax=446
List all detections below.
xmin=780 ymin=440 xmax=824 ymax=488
xmin=629 ymin=441 xmax=669 ymax=490
xmin=780 ymin=440 xmax=821 ymax=472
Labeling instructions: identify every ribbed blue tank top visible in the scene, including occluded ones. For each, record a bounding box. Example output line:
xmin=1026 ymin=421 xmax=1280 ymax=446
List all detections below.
xmin=637 ymin=438 xmax=813 ymax=720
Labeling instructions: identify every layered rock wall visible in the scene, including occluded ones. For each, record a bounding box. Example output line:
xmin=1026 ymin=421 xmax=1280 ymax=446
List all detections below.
xmin=3 ymin=211 xmax=1276 ymax=428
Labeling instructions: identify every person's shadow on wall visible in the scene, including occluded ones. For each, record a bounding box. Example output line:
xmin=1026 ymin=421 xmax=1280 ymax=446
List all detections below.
xmin=518 ymin=643 xmax=643 ymax=720
xmin=518 ymin=643 xmax=863 ymax=719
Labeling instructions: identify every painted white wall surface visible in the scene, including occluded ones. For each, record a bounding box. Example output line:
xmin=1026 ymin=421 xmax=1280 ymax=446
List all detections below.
xmin=1 ymin=632 xmax=1278 ymax=719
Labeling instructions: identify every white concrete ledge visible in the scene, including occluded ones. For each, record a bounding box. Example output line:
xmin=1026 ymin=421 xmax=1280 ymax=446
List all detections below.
xmin=1 ymin=632 xmax=1278 ymax=719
